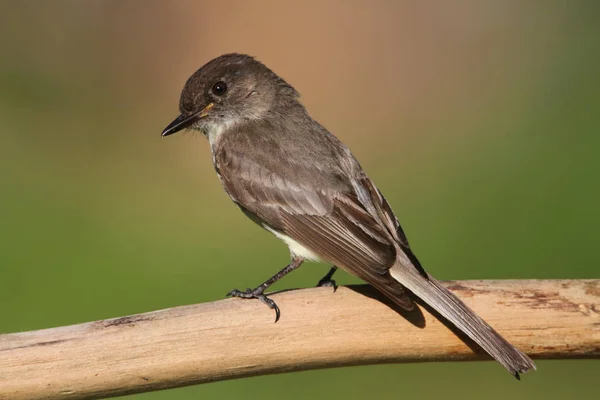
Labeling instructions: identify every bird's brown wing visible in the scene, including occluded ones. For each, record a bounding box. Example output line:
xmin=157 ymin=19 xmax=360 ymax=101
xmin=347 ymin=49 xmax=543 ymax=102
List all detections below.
xmin=217 ymin=148 xmax=414 ymax=309
xmin=356 ymin=176 xmax=428 ymax=277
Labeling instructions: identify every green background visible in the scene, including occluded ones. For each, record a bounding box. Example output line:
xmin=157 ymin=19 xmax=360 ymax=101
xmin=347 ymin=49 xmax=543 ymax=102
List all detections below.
xmin=1 ymin=1 xmax=598 ymax=399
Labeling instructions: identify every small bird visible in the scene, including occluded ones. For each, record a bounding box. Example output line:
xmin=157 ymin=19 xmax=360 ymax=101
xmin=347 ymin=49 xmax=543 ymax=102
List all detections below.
xmin=162 ymin=53 xmax=535 ymax=378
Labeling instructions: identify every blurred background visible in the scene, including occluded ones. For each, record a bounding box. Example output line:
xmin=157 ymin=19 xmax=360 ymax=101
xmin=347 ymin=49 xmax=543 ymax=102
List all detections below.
xmin=1 ymin=0 xmax=599 ymax=398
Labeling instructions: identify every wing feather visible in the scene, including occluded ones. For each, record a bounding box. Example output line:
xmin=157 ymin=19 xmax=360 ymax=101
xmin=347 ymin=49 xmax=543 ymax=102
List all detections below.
xmin=216 ymin=147 xmax=414 ymax=309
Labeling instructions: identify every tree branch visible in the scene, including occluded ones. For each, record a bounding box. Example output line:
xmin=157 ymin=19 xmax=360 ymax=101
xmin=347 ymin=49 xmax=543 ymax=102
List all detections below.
xmin=1 ymin=280 xmax=599 ymax=400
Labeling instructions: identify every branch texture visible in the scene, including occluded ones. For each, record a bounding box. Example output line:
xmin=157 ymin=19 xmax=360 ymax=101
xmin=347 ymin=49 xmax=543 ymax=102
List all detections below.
xmin=1 ymin=280 xmax=599 ymax=400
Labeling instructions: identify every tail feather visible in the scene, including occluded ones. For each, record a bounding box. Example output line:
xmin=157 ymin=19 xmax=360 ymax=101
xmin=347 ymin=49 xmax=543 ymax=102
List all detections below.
xmin=390 ymin=263 xmax=536 ymax=377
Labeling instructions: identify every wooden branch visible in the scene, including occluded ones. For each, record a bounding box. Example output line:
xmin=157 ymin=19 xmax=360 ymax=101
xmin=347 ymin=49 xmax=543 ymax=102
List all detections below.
xmin=1 ymin=280 xmax=598 ymax=400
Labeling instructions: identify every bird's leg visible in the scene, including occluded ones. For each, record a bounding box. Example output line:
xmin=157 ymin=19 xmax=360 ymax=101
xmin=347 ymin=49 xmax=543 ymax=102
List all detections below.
xmin=316 ymin=265 xmax=338 ymax=291
xmin=227 ymin=256 xmax=304 ymax=322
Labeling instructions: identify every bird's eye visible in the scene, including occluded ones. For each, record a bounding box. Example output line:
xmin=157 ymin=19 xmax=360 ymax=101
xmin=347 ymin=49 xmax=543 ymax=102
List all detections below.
xmin=211 ymin=81 xmax=227 ymax=96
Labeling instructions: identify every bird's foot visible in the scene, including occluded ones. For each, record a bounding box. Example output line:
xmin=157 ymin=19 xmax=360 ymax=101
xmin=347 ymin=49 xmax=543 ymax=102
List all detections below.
xmin=226 ymin=287 xmax=281 ymax=322
xmin=316 ymin=277 xmax=337 ymax=292
xmin=316 ymin=266 xmax=338 ymax=292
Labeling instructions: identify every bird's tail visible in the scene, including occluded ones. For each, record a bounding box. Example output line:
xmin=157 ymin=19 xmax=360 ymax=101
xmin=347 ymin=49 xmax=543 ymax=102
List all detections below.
xmin=390 ymin=262 xmax=536 ymax=378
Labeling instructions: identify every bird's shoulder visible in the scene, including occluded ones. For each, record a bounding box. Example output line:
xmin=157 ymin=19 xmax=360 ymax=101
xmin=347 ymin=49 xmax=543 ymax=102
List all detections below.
xmin=214 ymin=117 xmax=360 ymax=198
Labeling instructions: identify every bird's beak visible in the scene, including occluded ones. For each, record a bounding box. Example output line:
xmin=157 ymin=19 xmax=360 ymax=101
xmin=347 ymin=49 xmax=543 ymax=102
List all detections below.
xmin=161 ymin=103 xmax=214 ymax=137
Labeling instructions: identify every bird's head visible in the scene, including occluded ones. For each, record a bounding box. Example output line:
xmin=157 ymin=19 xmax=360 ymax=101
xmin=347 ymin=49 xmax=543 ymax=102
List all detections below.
xmin=161 ymin=53 xmax=298 ymax=138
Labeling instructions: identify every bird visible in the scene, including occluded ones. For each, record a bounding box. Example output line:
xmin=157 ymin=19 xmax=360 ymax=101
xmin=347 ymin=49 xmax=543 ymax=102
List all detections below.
xmin=161 ymin=53 xmax=536 ymax=378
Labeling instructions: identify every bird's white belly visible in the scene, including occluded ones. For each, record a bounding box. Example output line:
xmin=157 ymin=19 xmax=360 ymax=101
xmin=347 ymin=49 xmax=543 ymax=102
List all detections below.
xmin=264 ymin=226 xmax=323 ymax=262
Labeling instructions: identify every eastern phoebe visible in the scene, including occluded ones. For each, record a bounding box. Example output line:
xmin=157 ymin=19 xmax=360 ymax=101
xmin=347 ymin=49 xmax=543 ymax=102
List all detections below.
xmin=162 ymin=53 xmax=535 ymax=378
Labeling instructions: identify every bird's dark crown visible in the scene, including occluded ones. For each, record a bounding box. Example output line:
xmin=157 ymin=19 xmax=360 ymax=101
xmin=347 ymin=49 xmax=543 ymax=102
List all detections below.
xmin=179 ymin=53 xmax=299 ymax=117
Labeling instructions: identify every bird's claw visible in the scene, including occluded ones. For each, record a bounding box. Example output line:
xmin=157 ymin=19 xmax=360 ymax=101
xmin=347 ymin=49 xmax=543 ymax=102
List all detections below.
xmin=316 ymin=278 xmax=337 ymax=292
xmin=227 ymin=287 xmax=281 ymax=322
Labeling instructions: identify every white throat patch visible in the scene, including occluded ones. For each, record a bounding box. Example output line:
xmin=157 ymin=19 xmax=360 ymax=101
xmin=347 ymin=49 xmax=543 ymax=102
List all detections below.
xmin=201 ymin=119 xmax=236 ymax=152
